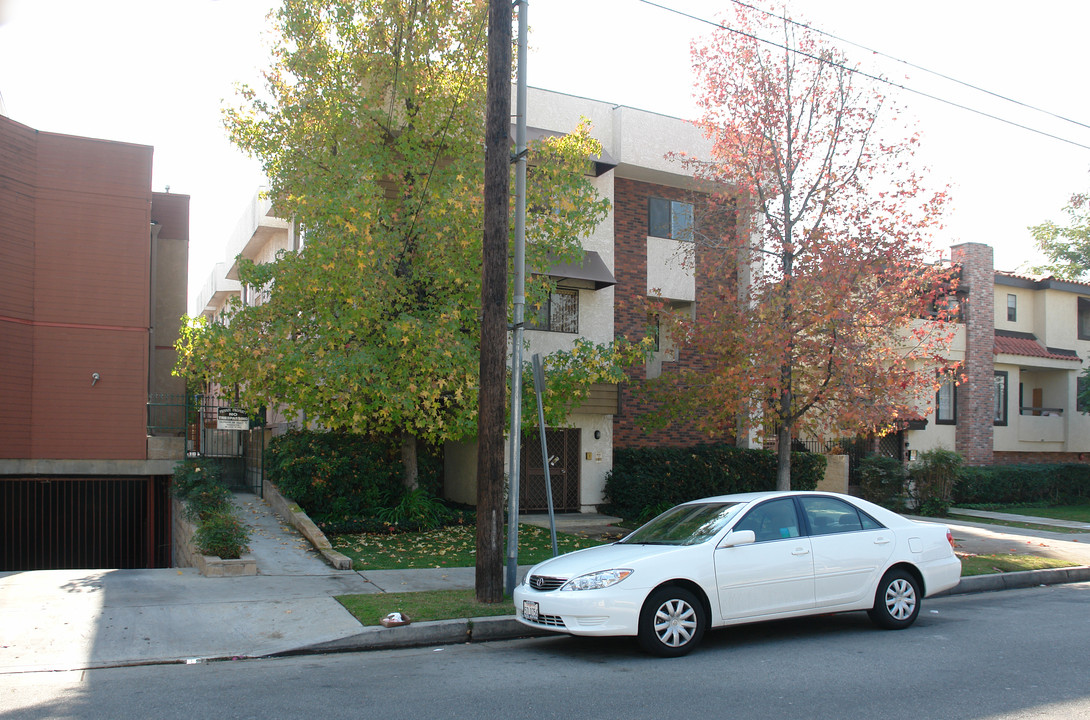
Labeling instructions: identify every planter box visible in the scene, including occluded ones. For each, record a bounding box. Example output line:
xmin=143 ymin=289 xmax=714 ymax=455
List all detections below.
xmin=195 ymin=552 xmax=257 ymax=577
xmin=172 ymin=498 xmax=258 ymax=577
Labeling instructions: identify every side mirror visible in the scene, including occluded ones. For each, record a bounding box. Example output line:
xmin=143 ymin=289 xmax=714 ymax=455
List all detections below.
xmin=719 ymin=529 xmax=755 ymax=548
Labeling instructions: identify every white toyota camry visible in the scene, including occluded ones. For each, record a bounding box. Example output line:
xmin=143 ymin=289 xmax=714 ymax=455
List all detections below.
xmin=513 ymin=491 xmax=961 ymax=656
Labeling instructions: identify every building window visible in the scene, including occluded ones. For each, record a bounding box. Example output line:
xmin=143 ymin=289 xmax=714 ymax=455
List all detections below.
xmin=1078 ymin=374 xmax=1090 ymax=414
xmin=936 ymin=377 xmax=957 ymax=425
xmin=1079 ymin=298 xmax=1090 ymax=340
xmin=648 ymin=313 xmax=661 ymax=352
xmin=1007 ymin=294 xmax=1017 ymax=322
xmin=527 ymin=288 xmax=578 ymax=333
xmin=994 ymin=371 xmax=1008 ymax=426
xmin=648 ymin=198 xmax=694 ymax=241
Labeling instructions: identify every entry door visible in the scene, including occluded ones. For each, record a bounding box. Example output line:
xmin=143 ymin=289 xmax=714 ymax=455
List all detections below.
xmin=520 ymin=429 xmax=580 ymax=512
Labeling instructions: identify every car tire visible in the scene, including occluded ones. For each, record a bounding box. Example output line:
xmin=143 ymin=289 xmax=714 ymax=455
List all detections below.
xmin=637 ymin=586 xmax=706 ymax=657
xmin=868 ymin=568 xmax=921 ymax=630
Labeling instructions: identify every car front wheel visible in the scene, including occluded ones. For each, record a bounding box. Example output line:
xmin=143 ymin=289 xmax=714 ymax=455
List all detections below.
xmin=637 ymin=586 xmax=707 ymax=657
xmin=868 ymin=568 xmax=921 ymax=630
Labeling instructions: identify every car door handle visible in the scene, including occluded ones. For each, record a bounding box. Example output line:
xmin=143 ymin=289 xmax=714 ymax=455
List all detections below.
xmin=791 ymin=547 xmax=810 ymax=556
xmin=874 ymin=537 xmax=891 ymax=545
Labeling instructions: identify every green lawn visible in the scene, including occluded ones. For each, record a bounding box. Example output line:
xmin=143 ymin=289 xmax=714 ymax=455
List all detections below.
xmin=957 ymin=552 xmax=1078 ymax=576
xmin=994 ymin=505 xmax=1090 ymax=523
xmin=329 ymin=523 xmax=609 ymax=571
xmin=336 ymin=589 xmax=514 ymax=626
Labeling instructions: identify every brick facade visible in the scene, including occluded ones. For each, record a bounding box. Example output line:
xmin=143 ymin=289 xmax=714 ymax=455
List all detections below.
xmin=951 ymin=243 xmax=995 ymax=466
xmin=612 ymin=177 xmax=736 ymax=448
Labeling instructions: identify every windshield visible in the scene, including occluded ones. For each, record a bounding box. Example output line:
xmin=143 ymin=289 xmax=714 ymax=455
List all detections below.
xmin=621 ymin=502 xmax=743 ymax=546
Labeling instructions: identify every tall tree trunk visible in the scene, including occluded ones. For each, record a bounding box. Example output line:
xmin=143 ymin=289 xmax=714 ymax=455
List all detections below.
xmin=475 ymin=0 xmax=512 ymax=604
xmin=401 ymin=430 xmax=419 ymax=491
xmin=776 ymin=418 xmax=792 ymax=492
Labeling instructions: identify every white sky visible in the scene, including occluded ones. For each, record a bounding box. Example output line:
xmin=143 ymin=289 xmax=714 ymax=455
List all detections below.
xmin=2 ymin=0 xmax=1088 ymax=311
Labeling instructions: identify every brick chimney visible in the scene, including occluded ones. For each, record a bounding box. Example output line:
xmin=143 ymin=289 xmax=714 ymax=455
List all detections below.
xmin=950 ymin=243 xmax=994 ymax=466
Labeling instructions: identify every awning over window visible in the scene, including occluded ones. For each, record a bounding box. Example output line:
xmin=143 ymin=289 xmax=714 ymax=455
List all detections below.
xmin=537 ymin=250 xmax=617 ymax=290
xmin=510 ymin=125 xmax=618 ymax=177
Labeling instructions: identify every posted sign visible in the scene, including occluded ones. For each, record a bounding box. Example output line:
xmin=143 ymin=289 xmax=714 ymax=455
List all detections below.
xmin=217 ymin=407 xmax=250 ymax=431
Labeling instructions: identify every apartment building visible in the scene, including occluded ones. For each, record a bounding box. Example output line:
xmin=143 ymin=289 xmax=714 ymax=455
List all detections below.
xmin=0 ymin=115 xmax=189 ymax=570
xmin=906 ymin=242 xmax=1090 ymax=464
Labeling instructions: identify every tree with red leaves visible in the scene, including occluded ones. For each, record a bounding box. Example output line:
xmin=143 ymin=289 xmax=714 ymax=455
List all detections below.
xmin=650 ymin=6 xmax=958 ymax=490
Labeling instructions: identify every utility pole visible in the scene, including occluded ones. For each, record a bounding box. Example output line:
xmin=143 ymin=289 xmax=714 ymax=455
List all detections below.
xmin=505 ymin=0 xmax=528 ymax=596
xmin=476 ymin=0 xmax=512 ymax=604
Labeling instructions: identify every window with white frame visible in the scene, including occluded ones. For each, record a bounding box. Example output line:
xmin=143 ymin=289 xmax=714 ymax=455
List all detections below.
xmin=648 ymin=197 xmax=694 ymax=241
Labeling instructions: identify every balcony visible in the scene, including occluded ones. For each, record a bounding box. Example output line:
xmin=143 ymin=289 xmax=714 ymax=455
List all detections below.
xmin=1017 ymin=407 xmax=1065 ymax=443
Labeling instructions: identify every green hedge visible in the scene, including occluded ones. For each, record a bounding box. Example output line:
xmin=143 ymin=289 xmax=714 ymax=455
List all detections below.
xmin=954 ymin=463 xmax=1090 ymax=506
xmin=602 ymin=443 xmax=826 ymax=523
xmin=264 ymin=430 xmax=441 ymax=522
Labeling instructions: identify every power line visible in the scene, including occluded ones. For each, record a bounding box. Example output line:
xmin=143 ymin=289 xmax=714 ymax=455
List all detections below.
xmin=728 ymin=0 xmax=1090 ymax=134
xmin=636 ymin=0 xmax=1090 ymax=152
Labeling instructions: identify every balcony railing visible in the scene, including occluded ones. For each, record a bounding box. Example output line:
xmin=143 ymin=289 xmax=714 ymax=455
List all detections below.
xmin=1017 ymin=408 xmax=1065 ymax=443
xmin=1018 ymin=406 xmax=1064 ymax=416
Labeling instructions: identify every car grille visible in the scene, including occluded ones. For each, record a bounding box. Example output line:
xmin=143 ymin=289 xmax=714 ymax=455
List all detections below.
xmin=524 ymin=612 xmax=566 ymax=629
xmin=527 ymin=574 xmax=567 ymax=592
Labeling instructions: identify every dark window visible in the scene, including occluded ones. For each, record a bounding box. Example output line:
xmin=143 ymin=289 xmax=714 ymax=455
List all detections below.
xmin=733 ymin=498 xmax=801 ymax=543
xmin=1007 ymin=294 xmax=1017 ymax=322
xmin=1079 ymin=298 xmax=1090 ymax=340
xmin=799 ymin=496 xmax=883 ymax=535
xmin=648 ymin=313 xmax=661 ymax=352
xmin=648 ymin=197 xmax=694 ymax=241
xmin=994 ymin=371 xmax=1008 ymax=425
xmin=527 ymin=288 xmax=578 ymax=333
xmin=936 ymin=377 xmax=957 ymax=425
xmin=1078 ymin=374 xmax=1090 ymax=414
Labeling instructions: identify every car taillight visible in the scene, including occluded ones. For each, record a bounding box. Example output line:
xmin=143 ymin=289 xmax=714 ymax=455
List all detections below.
xmin=947 ymin=531 xmax=956 ymax=549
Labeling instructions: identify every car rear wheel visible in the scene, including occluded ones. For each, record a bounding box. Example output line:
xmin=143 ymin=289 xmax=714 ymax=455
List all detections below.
xmin=637 ymin=586 xmax=706 ymax=657
xmin=868 ymin=568 xmax=921 ymax=630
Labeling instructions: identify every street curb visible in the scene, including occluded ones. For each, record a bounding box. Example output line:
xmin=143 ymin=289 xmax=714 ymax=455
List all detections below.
xmin=282 ymin=616 xmax=550 ymax=656
xmin=279 ymin=567 xmax=1090 ymax=657
xmin=933 ymin=565 xmax=1090 ymax=597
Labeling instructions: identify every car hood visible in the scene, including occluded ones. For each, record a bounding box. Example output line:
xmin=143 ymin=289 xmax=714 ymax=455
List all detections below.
xmin=526 ymin=541 xmax=691 ymax=579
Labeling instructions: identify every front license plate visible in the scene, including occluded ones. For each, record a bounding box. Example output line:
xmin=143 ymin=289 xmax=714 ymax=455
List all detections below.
xmin=522 ymin=600 xmax=539 ymax=622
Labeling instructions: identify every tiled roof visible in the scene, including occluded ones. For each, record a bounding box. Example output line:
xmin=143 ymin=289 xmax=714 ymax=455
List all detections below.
xmin=994 ymin=330 xmax=1081 ymax=362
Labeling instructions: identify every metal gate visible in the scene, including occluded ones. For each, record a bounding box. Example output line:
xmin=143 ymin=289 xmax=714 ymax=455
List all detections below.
xmin=520 ymin=428 xmax=581 ymax=512
xmin=0 ymin=476 xmax=172 ymax=570
xmin=187 ymin=393 xmax=264 ymax=495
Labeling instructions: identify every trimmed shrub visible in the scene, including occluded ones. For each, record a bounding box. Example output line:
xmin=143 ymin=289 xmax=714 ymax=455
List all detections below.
xmin=266 ymin=430 xmax=401 ymax=519
xmin=953 ymin=463 xmax=1090 ymax=506
xmin=264 ymin=430 xmax=444 ymax=528
xmin=858 ymin=454 xmax=907 ymax=510
xmin=602 ymin=443 xmax=826 ymax=523
xmin=172 ymin=458 xmax=232 ymax=521
xmin=193 ymin=510 xmax=251 ymax=559
xmin=172 ymin=458 xmax=250 ymax=559
xmin=908 ymin=449 xmax=962 ymax=517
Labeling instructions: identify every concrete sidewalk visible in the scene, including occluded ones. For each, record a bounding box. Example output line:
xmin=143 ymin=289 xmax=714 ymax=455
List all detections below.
xmin=2 ymin=499 xmax=1088 ymax=674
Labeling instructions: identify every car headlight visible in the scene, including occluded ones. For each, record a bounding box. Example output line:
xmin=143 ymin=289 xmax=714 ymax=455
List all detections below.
xmin=560 ymin=568 xmax=633 ymax=591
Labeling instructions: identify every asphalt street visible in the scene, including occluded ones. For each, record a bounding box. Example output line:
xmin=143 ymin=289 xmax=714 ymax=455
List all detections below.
xmin=3 ymin=582 xmax=1088 ymax=720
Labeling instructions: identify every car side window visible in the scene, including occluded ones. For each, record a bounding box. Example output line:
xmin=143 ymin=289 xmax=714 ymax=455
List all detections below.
xmin=733 ymin=498 xmax=801 ymax=543
xmin=800 ymin=496 xmax=880 ymax=535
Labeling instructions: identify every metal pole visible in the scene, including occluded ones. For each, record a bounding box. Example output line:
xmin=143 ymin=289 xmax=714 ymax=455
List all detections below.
xmin=505 ymin=0 xmax=529 ymax=595
xmin=532 ymin=354 xmax=558 ymax=556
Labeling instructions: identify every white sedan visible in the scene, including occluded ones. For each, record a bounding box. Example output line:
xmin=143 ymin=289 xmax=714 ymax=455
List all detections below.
xmin=513 ymin=491 xmax=961 ymax=656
